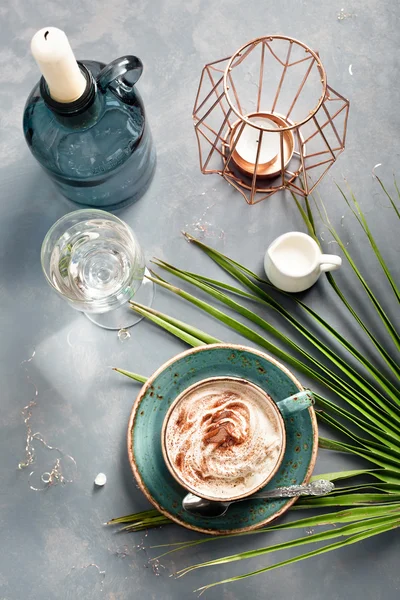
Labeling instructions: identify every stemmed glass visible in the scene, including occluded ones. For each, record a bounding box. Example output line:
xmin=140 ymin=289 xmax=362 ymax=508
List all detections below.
xmin=41 ymin=209 xmax=154 ymax=329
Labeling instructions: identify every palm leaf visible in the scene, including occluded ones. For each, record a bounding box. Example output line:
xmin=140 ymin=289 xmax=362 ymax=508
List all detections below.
xmin=377 ymin=175 xmax=400 ymax=219
xmin=180 ymin=234 xmax=400 ymax=384
xmin=111 ymin=182 xmax=400 ymax=592
xmin=153 ymin=257 xmax=400 ymax=409
xmin=150 ymin=503 xmax=400 ymax=557
xmin=315 ymin=394 xmax=400 ymax=449
xmin=324 ymin=272 xmax=399 ymax=377
xmin=175 ymin=515 xmax=400 ymax=578
xmin=146 ymin=272 xmax=400 ymax=427
xmin=194 ymin=519 xmax=400 ymax=594
xmin=316 ymin=199 xmax=400 ymax=350
xmin=131 ymin=302 xmax=221 ymax=346
xmin=112 ymin=368 xmax=147 ymax=384
xmin=337 ymin=183 xmax=400 ymax=302
xmin=123 ymin=301 xmax=400 ymax=441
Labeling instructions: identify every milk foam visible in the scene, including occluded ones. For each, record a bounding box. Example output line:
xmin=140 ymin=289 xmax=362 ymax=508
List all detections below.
xmin=164 ymin=379 xmax=283 ymax=500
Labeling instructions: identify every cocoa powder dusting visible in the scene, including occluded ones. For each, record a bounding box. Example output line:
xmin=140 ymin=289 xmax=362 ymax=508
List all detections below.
xmin=202 ymin=395 xmax=249 ymax=448
xmin=175 ymin=452 xmax=184 ymax=469
xmin=212 ymin=392 xmax=238 ymax=408
xmin=175 ymin=409 xmax=192 ymax=433
xmin=211 ymin=409 xmax=234 ymax=422
xmin=204 ymin=427 xmax=241 ymax=448
xmin=194 ymin=467 xmax=210 ymax=481
xmin=201 ymin=412 xmax=213 ymax=425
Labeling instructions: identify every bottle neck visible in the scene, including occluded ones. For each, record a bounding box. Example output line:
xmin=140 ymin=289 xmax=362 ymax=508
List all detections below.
xmin=40 ymin=62 xmax=102 ymax=128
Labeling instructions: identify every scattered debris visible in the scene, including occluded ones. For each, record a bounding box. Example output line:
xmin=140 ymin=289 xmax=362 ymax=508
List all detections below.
xmin=28 ymin=438 xmax=77 ymax=492
xmin=18 ymin=351 xmax=76 ymax=491
xmin=118 ymin=328 xmax=131 ymax=342
xmin=111 ymin=545 xmax=130 ymax=559
xmin=305 ymin=527 xmax=315 ymax=535
xmin=68 ymin=563 xmax=106 ymax=592
xmin=151 ymin=558 xmax=166 ymax=576
xmin=18 ymin=401 xmax=37 ymax=470
xmin=185 ymin=202 xmax=225 ymax=247
xmin=185 ymin=219 xmax=225 ymax=244
xmin=337 ymin=8 xmax=356 ymax=20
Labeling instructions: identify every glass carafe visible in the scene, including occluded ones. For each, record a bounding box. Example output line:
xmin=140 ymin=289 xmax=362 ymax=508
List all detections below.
xmin=23 ymin=56 xmax=156 ymax=210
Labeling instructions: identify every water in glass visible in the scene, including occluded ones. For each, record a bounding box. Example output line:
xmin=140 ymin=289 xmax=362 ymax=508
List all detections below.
xmin=49 ymin=217 xmax=144 ymax=313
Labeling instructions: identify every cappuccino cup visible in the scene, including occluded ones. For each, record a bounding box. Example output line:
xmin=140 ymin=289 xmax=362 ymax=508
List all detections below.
xmin=161 ymin=376 xmax=313 ymax=502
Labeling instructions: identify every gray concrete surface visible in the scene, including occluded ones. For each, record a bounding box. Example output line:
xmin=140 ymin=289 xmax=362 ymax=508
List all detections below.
xmin=0 ymin=1 xmax=399 ymax=599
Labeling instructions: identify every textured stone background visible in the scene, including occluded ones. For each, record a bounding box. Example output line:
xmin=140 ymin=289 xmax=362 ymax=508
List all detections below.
xmin=0 ymin=1 xmax=399 ymax=599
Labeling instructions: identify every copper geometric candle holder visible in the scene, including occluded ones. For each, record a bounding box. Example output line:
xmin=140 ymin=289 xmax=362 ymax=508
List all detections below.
xmin=193 ymin=35 xmax=349 ymax=204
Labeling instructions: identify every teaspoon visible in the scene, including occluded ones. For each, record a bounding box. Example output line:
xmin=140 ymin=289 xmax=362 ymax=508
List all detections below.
xmin=182 ymin=479 xmax=334 ymax=518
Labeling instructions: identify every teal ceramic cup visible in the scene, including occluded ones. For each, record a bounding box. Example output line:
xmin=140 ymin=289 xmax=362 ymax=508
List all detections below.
xmin=161 ymin=376 xmax=314 ymax=501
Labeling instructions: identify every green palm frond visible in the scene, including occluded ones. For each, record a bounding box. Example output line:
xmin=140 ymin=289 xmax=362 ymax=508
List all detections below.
xmin=110 ymin=181 xmax=400 ymax=592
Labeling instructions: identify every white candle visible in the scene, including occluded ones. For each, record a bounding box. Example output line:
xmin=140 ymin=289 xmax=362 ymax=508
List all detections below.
xmin=234 ymin=116 xmax=280 ymax=168
xmin=31 ymin=27 xmax=86 ymax=103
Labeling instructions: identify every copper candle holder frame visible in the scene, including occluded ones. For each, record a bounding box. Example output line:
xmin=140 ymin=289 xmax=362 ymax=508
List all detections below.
xmin=193 ymin=35 xmax=350 ymax=204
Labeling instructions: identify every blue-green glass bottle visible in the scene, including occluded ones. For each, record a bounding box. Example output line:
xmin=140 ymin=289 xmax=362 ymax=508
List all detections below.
xmin=23 ymin=56 xmax=156 ymax=210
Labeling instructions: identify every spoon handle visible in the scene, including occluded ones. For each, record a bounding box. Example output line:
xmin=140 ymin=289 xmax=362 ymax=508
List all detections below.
xmin=251 ymin=479 xmax=334 ymax=499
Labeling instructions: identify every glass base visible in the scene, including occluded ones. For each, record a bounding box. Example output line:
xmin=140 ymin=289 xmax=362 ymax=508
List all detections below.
xmin=85 ymin=269 xmax=155 ymax=330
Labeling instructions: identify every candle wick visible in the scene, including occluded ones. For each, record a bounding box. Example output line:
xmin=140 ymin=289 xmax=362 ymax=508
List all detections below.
xmin=44 ymin=31 xmax=49 ymax=41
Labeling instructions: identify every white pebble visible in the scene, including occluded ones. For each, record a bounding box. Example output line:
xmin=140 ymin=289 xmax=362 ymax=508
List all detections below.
xmin=94 ymin=473 xmax=107 ymax=487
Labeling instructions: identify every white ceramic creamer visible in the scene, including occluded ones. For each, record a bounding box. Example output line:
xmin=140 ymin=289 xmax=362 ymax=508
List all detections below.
xmin=264 ymin=232 xmax=342 ymax=293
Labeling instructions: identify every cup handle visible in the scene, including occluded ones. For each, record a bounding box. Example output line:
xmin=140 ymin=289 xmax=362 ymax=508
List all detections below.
xmin=320 ymin=254 xmax=342 ymax=273
xmin=277 ymin=390 xmax=314 ymax=416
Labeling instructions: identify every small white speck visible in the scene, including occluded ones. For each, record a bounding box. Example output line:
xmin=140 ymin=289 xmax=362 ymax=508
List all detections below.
xmin=95 ymin=473 xmax=107 ymax=486
xmin=348 ymin=64 xmax=353 ymax=75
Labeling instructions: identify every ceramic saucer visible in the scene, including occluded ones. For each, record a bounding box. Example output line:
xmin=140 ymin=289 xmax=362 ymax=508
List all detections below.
xmin=127 ymin=344 xmax=318 ymax=535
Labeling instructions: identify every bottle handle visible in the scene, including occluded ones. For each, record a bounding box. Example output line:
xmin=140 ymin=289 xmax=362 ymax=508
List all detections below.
xmin=97 ymin=55 xmax=143 ymax=92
